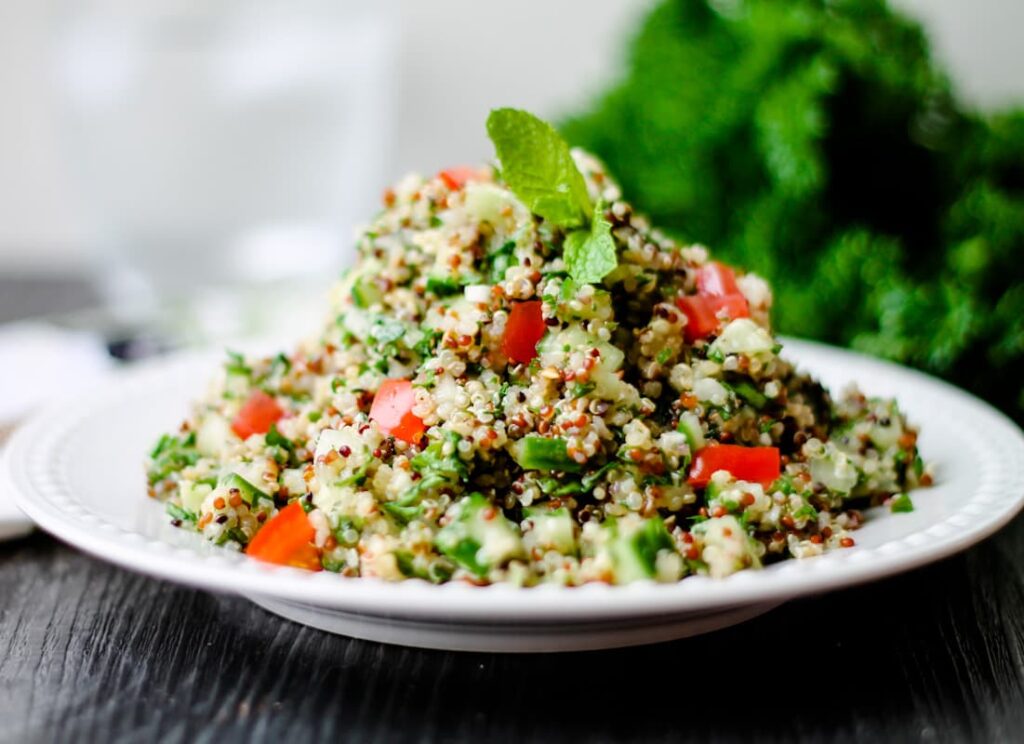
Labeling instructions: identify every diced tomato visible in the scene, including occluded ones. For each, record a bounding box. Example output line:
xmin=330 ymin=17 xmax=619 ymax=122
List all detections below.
xmin=688 ymin=444 xmax=781 ymax=488
xmin=502 ymin=300 xmax=547 ymax=364
xmin=711 ymin=293 xmax=750 ymax=321
xmin=370 ymin=378 xmax=426 ymax=444
xmin=696 ymin=262 xmax=741 ymax=297
xmin=675 ymin=294 xmax=750 ymax=342
xmin=231 ymin=390 xmax=285 ymax=440
xmin=438 ymin=166 xmax=482 ymax=190
xmin=246 ymin=501 xmax=322 ymax=571
xmin=677 ymin=261 xmax=752 ymax=342
xmin=676 ymin=296 xmax=721 ymax=344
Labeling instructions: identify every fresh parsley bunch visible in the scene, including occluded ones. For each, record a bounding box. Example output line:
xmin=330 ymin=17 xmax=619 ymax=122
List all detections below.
xmin=563 ymin=0 xmax=1024 ymax=421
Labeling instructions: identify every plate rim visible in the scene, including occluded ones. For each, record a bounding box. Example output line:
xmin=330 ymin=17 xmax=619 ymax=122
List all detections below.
xmin=6 ymin=338 xmax=1024 ymax=622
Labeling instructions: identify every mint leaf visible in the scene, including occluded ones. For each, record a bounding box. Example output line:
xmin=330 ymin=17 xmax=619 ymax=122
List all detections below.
xmin=564 ymin=202 xmax=617 ymax=284
xmin=486 ymin=108 xmax=591 ymax=227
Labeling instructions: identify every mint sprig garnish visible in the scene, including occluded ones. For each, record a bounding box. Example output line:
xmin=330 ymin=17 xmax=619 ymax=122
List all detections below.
xmin=486 ymin=108 xmax=617 ymax=284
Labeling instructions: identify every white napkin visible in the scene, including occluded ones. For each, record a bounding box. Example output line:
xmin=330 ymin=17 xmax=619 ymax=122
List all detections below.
xmin=0 ymin=322 xmax=114 ymax=540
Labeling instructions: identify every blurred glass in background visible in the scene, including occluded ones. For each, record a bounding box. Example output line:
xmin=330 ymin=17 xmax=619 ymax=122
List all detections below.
xmin=51 ymin=0 xmax=397 ymax=306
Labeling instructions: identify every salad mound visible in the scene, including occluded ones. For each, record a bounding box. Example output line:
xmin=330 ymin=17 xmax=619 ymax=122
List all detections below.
xmin=148 ymin=109 xmax=929 ymax=585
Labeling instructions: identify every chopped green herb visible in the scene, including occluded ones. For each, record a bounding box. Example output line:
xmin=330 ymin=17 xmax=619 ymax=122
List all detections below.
xmin=426 ymin=276 xmax=462 ymax=297
xmin=890 ymin=493 xmax=915 ymax=513
xmin=487 ymin=240 xmax=517 ymax=284
xmin=265 ymin=423 xmax=294 ymax=453
xmin=321 ymin=555 xmax=348 ymax=573
xmin=148 ymin=433 xmax=199 ymax=485
xmin=225 ymin=527 xmax=249 ymax=545
xmin=394 ymin=550 xmax=446 ymax=581
xmin=793 ymin=503 xmax=818 ymax=521
xmin=415 ymin=370 xmax=437 ymax=388
xmin=581 ymin=461 xmax=620 ymax=491
xmin=772 ymin=474 xmax=797 ymax=495
xmin=271 ymin=353 xmax=291 ymax=376
xmin=165 ymin=502 xmax=196 ymax=523
xmin=732 ymin=381 xmax=768 ymax=409
xmin=225 ymin=350 xmax=251 ymax=377
xmin=382 ymin=502 xmax=424 ymax=525
xmin=569 ymin=381 xmax=596 ymax=399
xmin=413 ymin=328 xmax=443 ymax=358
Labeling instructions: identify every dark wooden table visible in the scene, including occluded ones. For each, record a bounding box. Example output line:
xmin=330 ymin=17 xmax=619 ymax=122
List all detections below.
xmin=3 ymin=517 xmax=1024 ymax=743
xmin=3 ymin=278 xmax=1024 ymax=742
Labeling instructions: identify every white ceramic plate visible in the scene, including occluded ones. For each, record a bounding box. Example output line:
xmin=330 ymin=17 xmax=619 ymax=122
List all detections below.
xmin=5 ymin=339 xmax=1024 ymax=652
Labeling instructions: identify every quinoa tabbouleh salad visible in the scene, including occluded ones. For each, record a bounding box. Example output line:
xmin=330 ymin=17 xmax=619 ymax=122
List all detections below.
xmin=148 ymin=109 xmax=930 ymax=585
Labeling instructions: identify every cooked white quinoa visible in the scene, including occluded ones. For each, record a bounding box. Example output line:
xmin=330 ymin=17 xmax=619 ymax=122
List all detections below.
xmin=148 ymin=134 xmax=928 ymax=585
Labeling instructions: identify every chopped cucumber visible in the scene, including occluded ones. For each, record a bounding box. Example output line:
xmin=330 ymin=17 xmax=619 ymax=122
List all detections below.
xmin=512 ymin=436 xmax=582 ymax=472
xmin=435 ymin=493 xmax=524 ymax=577
xmin=692 ymin=515 xmax=762 ymax=578
xmin=352 ymin=276 xmax=382 ymax=308
xmin=868 ymin=403 xmax=905 ymax=450
xmin=196 ymin=413 xmax=230 ymax=457
xmin=808 ymin=443 xmax=859 ymax=495
xmin=179 ymin=481 xmax=213 ymax=515
xmin=605 ymin=516 xmax=677 ymax=583
xmin=676 ymin=412 xmax=705 ymax=452
xmin=708 ymin=318 xmax=775 ymax=359
xmin=523 ymin=506 xmax=577 ymax=555
xmin=537 ymin=326 xmax=628 ymax=400
xmin=464 ymin=182 xmax=526 ymax=225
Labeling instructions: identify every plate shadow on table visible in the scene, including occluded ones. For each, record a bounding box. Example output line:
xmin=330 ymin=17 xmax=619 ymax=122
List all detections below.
xmin=3 ymin=516 xmax=1024 ymax=743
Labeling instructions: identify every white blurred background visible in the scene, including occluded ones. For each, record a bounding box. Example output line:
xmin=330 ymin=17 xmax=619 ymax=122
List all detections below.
xmin=0 ymin=0 xmax=1022 ymax=283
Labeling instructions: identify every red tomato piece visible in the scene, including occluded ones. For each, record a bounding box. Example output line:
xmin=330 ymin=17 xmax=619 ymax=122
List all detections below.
xmin=246 ymin=502 xmax=322 ymax=571
xmin=688 ymin=445 xmax=781 ymax=488
xmin=231 ymin=390 xmax=285 ymax=440
xmin=438 ymin=166 xmax=482 ymax=190
xmin=370 ymin=378 xmax=426 ymax=444
xmin=710 ymin=293 xmax=751 ymax=321
xmin=675 ymin=294 xmax=751 ymax=343
xmin=676 ymin=296 xmax=721 ymax=343
xmin=502 ymin=300 xmax=547 ymax=364
xmin=696 ymin=262 xmax=741 ymax=297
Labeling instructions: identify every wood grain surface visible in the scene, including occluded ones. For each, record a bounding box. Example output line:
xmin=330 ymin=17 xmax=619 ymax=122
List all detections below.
xmin=3 ymin=516 xmax=1024 ymax=744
